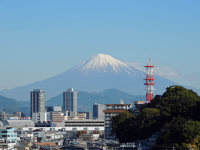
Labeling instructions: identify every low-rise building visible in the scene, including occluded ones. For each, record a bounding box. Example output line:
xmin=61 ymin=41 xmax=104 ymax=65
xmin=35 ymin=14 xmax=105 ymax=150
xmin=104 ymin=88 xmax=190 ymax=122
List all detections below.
xmin=0 ymin=127 xmax=18 ymax=149
xmin=64 ymin=120 xmax=104 ymax=131
xmin=51 ymin=112 xmax=68 ymax=122
xmin=32 ymin=112 xmax=47 ymax=123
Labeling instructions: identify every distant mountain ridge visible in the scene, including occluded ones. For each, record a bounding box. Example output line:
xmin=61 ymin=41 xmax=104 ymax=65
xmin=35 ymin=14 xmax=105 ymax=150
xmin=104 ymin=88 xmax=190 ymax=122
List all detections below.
xmin=0 ymin=95 xmax=29 ymax=115
xmin=47 ymin=88 xmax=145 ymax=112
xmin=0 ymin=53 xmax=185 ymax=101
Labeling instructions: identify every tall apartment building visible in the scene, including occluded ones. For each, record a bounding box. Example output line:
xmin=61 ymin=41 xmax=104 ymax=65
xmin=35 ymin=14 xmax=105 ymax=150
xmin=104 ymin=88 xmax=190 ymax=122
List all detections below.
xmin=93 ymin=103 xmax=104 ymax=120
xmin=103 ymin=103 xmax=132 ymax=140
xmin=63 ymin=88 xmax=77 ymax=117
xmin=30 ymin=89 xmax=46 ymax=123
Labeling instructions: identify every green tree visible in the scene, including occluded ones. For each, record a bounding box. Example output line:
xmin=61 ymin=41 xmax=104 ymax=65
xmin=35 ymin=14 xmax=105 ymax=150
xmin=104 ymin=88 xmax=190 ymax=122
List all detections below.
xmin=111 ymin=108 xmax=161 ymax=142
xmin=149 ymin=85 xmax=200 ymax=121
xmin=111 ymin=111 xmax=136 ymax=134
xmin=111 ymin=111 xmax=136 ymax=142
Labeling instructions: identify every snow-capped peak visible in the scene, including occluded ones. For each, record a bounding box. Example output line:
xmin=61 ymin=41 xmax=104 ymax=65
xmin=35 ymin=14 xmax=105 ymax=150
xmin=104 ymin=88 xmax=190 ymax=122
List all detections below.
xmin=74 ymin=53 xmax=133 ymax=73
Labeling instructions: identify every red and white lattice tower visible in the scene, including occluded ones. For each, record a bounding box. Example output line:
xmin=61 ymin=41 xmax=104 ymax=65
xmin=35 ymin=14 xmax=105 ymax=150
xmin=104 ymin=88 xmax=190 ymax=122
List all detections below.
xmin=144 ymin=58 xmax=155 ymax=102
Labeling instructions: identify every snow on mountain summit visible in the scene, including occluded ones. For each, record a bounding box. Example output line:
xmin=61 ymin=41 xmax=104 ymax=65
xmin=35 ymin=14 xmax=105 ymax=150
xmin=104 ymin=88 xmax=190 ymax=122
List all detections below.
xmin=73 ymin=53 xmax=133 ymax=73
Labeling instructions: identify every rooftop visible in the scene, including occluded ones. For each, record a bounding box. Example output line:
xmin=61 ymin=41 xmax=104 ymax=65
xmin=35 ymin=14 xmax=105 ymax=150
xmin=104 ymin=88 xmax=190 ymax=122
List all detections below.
xmin=105 ymin=104 xmax=131 ymax=106
xmin=7 ymin=120 xmax=34 ymax=128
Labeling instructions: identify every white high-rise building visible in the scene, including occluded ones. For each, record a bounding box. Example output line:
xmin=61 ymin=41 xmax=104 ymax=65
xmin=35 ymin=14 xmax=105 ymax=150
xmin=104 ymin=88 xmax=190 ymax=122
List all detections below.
xmin=63 ymin=88 xmax=77 ymax=117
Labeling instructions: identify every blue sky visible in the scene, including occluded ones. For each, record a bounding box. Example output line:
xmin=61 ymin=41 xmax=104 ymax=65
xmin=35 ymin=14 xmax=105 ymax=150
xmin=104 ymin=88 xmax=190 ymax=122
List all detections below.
xmin=0 ymin=0 xmax=200 ymax=90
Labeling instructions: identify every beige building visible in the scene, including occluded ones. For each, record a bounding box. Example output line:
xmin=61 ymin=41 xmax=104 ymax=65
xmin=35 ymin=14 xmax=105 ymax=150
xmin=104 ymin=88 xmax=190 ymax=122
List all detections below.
xmin=51 ymin=112 xmax=68 ymax=122
xmin=77 ymin=112 xmax=87 ymax=120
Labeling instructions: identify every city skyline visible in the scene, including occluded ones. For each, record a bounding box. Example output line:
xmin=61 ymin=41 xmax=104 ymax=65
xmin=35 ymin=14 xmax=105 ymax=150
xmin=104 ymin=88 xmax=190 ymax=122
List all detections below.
xmin=0 ymin=1 xmax=200 ymax=90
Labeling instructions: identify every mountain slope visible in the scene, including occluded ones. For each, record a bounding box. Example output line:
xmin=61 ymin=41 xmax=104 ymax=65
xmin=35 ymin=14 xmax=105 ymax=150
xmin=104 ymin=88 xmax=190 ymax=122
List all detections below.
xmin=46 ymin=89 xmax=145 ymax=112
xmin=0 ymin=53 xmax=177 ymax=101
xmin=0 ymin=95 xmax=29 ymax=115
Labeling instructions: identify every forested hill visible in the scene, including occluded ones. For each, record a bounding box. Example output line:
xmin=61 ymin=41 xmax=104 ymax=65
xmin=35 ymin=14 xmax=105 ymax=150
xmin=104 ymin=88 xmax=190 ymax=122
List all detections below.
xmin=111 ymin=86 xmax=200 ymax=150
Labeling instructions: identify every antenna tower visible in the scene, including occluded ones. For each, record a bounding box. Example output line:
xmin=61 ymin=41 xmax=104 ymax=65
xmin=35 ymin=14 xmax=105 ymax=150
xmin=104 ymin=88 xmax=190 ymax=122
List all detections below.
xmin=144 ymin=58 xmax=155 ymax=102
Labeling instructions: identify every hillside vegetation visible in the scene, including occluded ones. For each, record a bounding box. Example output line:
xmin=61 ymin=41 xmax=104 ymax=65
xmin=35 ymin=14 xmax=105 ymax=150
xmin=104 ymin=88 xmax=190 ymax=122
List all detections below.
xmin=111 ymin=85 xmax=200 ymax=149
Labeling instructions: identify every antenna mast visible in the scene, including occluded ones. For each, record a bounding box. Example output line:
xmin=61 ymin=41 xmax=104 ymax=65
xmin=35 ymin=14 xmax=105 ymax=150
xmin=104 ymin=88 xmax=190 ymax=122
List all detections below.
xmin=144 ymin=58 xmax=155 ymax=102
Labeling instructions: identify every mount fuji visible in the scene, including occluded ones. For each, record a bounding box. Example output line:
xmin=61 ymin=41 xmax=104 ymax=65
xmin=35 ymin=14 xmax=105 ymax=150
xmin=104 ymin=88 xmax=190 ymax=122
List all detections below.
xmin=0 ymin=54 xmax=176 ymax=101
